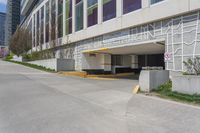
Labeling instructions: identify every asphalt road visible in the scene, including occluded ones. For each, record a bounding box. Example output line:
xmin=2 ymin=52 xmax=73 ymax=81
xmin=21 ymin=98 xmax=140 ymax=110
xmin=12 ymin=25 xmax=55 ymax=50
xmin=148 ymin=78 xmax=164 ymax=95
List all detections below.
xmin=0 ymin=60 xmax=200 ymax=133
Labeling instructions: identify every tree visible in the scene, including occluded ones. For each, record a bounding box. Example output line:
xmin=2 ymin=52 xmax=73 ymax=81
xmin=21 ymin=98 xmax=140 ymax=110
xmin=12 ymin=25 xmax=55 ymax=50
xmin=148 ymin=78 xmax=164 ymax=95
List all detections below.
xmin=9 ymin=27 xmax=32 ymax=56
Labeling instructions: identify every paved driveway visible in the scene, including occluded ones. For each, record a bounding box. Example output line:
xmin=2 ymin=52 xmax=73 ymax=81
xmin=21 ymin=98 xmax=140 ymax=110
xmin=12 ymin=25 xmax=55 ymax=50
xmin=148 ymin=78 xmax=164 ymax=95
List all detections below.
xmin=0 ymin=60 xmax=200 ymax=133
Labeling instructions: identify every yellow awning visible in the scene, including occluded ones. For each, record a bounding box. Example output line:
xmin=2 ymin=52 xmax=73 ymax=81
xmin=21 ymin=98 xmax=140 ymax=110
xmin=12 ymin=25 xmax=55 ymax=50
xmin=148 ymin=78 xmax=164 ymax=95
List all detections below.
xmin=82 ymin=47 xmax=109 ymax=53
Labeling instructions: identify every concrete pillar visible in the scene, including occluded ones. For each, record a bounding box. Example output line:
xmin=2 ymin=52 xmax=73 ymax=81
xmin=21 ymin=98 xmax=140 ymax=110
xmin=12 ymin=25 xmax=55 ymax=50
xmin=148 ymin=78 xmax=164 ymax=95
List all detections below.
xmin=98 ymin=0 xmax=102 ymax=24
xmin=102 ymin=54 xmax=111 ymax=72
xmin=56 ymin=0 xmax=58 ymax=39
xmin=34 ymin=13 xmax=36 ymax=49
xmin=35 ymin=14 xmax=37 ymax=48
xmin=63 ymin=0 xmax=66 ymax=36
xmin=117 ymin=0 xmax=122 ymax=17
xmin=72 ymin=0 xmax=75 ymax=33
xmin=44 ymin=4 xmax=46 ymax=48
xmin=142 ymin=0 xmax=150 ymax=8
xmin=39 ymin=9 xmax=42 ymax=50
xmin=83 ymin=0 xmax=87 ymax=29
xmin=131 ymin=55 xmax=139 ymax=69
xmin=31 ymin=15 xmax=34 ymax=49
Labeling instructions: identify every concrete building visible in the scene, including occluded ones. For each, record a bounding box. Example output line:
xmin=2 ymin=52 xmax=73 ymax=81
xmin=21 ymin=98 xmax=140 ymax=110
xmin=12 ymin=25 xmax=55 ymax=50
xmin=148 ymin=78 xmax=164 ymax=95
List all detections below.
xmin=21 ymin=0 xmax=200 ymax=74
xmin=0 ymin=12 xmax=6 ymax=46
xmin=5 ymin=0 xmax=21 ymax=46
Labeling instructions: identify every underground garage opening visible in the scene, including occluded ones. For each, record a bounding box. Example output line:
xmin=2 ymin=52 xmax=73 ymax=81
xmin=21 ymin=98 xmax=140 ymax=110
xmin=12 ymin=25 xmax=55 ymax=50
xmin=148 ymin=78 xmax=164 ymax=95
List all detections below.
xmin=82 ymin=41 xmax=165 ymax=77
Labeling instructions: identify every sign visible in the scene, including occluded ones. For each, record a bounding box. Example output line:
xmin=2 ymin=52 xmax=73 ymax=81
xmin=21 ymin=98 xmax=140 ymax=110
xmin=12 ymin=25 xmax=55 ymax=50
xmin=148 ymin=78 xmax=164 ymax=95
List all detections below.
xmin=164 ymin=52 xmax=172 ymax=61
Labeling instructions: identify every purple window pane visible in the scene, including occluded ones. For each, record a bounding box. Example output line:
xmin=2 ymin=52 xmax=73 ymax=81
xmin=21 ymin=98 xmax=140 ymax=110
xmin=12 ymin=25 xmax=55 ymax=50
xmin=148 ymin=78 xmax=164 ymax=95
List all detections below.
xmin=87 ymin=7 xmax=98 ymax=27
xmin=123 ymin=0 xmax=141 ymax=14
xmin=103 ymin=0 xmax=116 ymax=22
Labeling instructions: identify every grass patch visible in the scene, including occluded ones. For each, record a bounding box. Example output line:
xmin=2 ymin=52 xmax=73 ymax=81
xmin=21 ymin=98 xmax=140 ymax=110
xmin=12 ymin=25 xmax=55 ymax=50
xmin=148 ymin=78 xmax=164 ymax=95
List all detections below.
xmin=153 ymin=81 xmax=200 ymax=105
xmin=4 ymin=59 xmax=55 ymax=73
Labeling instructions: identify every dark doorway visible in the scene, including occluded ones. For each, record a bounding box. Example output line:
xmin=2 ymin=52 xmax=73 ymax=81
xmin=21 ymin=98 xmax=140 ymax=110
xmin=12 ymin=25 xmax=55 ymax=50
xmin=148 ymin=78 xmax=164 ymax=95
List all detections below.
xmin=138 ymin=54 xmax=164 ymax=69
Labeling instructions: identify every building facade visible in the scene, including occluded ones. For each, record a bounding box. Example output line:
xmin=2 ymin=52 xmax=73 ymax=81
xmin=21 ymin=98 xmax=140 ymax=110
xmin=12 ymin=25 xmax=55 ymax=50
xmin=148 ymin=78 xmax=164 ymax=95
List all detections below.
xmin=0 ymin=12 xmax=6 ymax=46
xmin=21 ymin=0 xmax=200 ymax=74
xmin=5 ymin=0 xmax=21 ymax=46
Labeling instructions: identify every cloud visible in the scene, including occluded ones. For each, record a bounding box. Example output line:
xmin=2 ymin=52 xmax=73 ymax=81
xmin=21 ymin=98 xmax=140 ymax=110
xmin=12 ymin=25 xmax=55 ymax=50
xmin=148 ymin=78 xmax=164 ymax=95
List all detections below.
xmin=0 ymin=0 xmax=7 ymax=5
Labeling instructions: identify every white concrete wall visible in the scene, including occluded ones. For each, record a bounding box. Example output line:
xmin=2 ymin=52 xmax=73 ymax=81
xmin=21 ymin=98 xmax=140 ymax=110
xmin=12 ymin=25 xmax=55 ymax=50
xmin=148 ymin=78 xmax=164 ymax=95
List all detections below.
xmin=139 ymin=70 xmax=170 ymax=92
xmin=29 ymin=58 xmax=57 ymax=70
xmin=172 ymin=75 xmax=200 ymax=94
xmin=82 ymin=53 xmax=104 ymax=70
xmin=82 ymin=53 xmax=111 ymax=71
xmin=28 ymin=58 xmax=75 ymax=71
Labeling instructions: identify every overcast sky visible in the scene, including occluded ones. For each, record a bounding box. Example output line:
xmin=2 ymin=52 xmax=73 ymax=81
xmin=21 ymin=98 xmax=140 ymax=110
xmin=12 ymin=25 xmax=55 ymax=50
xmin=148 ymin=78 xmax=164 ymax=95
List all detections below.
xmin=0 ymin=0 xmax=7 ymax=13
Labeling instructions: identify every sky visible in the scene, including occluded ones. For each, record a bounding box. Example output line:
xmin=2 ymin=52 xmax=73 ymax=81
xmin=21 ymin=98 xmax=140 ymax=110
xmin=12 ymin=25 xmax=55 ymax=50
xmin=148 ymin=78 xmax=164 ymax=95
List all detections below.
xmin=0 ymin=0 xmax=7 ymax=13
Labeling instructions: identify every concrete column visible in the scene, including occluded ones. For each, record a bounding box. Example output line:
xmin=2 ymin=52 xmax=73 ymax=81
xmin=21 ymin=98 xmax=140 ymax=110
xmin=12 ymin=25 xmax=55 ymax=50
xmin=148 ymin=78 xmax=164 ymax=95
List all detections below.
xmin=56 ymin=0 xmax=58 ymax=39
xmin=44 ymin=5 xmax=46 ymax=48
xmin=49 ymin=0 xmax=52 ymax=42
xmin=131 ymin=55 xmax=139 ymax=69
xmin=102 ymin=54 xmax=111 ymax=72
xmin=36 ymin=12 xmax=38 ymax=51
xmin=35 ymin=14 xmax=37 ymax=48
xmin=98 ymin=0 xmax=102 ymax=24
xmin=83 ymin=0 xmax=87 ymax=29
xmin=117 ymin=0 xmax=122 ymax=17
xmin=31 ymin=16 xmax=34 ymax=50
xmin=63 ymin=0 xmax=66 ymax=36
xmin=72 ymin=0 xmax=75 ymax=33
xmin=142 ymin=0 xmax=150 ymax=8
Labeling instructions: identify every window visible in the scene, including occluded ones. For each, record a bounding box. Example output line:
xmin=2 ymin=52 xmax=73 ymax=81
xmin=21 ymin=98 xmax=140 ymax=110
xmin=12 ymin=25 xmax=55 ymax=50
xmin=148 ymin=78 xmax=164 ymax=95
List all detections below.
xmin=58 ymin=0 xmax=63 ymax=38
xmin=87 ymin=0 xmax=98 ymax=27
xmin=75 ymin=0 xmax=83 ymax=31
xmin=103 ymin=0 xmax=116 ymax=22
xmin=66 ymin=0 xmax=72 ymax=34
xmin=45 ymin=2 xmax=49 ymax=43
xmin=123 ymin=0 xmax=141 ymax=14
xmin=151 ymin=0 xmax=164 ymax=5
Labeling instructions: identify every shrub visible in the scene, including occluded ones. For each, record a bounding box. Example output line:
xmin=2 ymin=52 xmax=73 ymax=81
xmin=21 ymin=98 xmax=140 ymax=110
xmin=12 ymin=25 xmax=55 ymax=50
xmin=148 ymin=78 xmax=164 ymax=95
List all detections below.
xmin=5 ymin=53 xmax=14 ymax=60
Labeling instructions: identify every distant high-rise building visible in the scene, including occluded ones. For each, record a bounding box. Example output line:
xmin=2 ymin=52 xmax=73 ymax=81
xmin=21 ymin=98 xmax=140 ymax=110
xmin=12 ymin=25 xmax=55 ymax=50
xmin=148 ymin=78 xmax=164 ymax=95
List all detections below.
xmin=5 ymin=0 xmax=21 ymax=46
xmin=0 ymin=12 xmax=6 ymax=46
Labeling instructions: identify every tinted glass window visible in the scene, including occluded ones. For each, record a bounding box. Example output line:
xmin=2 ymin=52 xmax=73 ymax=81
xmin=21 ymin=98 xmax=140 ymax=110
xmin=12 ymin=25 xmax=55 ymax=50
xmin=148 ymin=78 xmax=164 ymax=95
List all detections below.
xmin=66 ymin=0 xmax=72 ymax=34
xmin=87 ymin=0 xmax=98 ymax=27
xmin=103 ymin=0 xmax=116 ymax=22
xmin=123 ymin=0 xmax=141 ymax=14
xmin=75 ymin=0 xmax=83 ymax=31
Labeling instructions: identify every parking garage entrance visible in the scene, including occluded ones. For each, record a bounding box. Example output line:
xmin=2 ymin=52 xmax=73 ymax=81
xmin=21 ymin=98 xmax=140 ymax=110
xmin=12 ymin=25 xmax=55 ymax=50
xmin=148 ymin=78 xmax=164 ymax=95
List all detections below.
xmin=111 ymin=54 xmax=164 ymax=74
xmin=82 ymin=40 xmax=165 ymax=75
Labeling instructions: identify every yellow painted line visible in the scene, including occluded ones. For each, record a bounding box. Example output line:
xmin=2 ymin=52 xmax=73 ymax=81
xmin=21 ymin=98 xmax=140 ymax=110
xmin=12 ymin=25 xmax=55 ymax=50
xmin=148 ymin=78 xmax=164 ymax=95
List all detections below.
xmin=133 ymin=85 xmax=140 ymax=94
xmin=87 ymin=77 xmax=117 ymax=80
